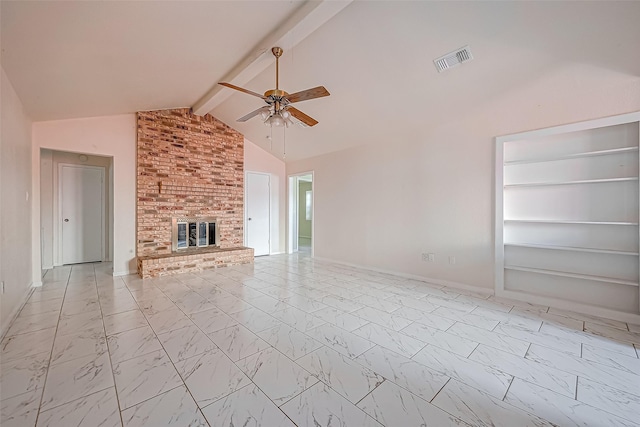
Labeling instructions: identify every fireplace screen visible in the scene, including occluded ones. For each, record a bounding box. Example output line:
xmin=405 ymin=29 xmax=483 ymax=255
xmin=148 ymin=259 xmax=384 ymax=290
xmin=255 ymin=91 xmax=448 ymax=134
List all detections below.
xmin=172 ymin=217 xmax=218 ymax=251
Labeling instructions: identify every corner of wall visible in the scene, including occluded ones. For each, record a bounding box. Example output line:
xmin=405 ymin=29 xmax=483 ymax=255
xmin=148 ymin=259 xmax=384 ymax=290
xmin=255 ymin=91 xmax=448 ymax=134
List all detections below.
xmin=1 ymin=66 xmax=35 ymax=334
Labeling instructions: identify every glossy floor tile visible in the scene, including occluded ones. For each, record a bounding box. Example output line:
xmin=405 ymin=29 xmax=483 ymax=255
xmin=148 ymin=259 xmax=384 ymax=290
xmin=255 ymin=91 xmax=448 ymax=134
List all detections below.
xmin=201 ymin=384 xmax=295 ymax=427
xmin=113 ymin=349 xmax=182 ymax=409
xmin=2 ymin=256 xmax=639 ymax=426
xmin=358 ymin=380 xmax=467 ymax=426
xmin=296 ymin=346 xmax=384 ymax=403
xmin=174 ymin=349 xmax=251 ymax=407
xmin=36 ymin=388 xmax=121 ymax=427
xmin=237 ymin=347 xmax=318 ymax=405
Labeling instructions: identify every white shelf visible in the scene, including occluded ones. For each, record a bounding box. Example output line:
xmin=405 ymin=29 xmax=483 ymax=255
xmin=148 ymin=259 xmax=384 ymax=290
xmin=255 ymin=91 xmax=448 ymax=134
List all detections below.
xmin=504 ymin=243 xmax=639 ymax=256
xmin=504 ymin=177 xmax=638 ymax=188
xmin=504 ymin=265 xmax=639 ymax=287
xmin=504 ymin=219 xmax=639 ymax=226
xmin=504 ymin=146 xmax=639 ymax=166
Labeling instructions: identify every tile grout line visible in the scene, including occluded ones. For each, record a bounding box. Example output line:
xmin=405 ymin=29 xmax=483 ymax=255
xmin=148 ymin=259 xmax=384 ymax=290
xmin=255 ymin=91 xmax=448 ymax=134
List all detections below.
xmin=120 ymin=384 xmax=186 ymax=416
xmin=427 ymin=376 xmax=451 ymax=404
xmin=216 ymin=321 xmax=324 ymax=424
xmin=149 ymin=269 xmax=324 ymax=421
xmin=353 ymin=377 xmax=387 ymax=407
xmin=196 ymin=382 xmax=253 ymax=411
xmin=500 ymin=374 xmax=516 ymax=402
xmin=97 ymin=267 xmax=127 ymax=427
xmin=33 ymin=265 xmax=72 ymax=426
xmin=30 ymin=256 xmax=639 ymax=427
xmin=124 ymin=278 xmax=213 ymax=427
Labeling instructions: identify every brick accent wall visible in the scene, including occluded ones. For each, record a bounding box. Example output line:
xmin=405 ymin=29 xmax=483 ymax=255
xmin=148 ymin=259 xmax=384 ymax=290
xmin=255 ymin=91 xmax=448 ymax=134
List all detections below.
xmin=136 ymin=109 xmax=249 ymax=276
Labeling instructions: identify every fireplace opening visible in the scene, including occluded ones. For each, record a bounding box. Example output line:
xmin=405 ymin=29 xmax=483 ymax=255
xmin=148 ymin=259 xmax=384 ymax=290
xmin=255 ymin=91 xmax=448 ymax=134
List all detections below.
xmin=172 ymin=217 xmax=218 ymax=251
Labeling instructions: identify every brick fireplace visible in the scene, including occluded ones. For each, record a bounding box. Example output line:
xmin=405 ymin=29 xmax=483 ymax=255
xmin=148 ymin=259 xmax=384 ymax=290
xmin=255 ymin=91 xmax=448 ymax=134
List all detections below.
xmin=136 ymin=108 xmax=253 ymax=278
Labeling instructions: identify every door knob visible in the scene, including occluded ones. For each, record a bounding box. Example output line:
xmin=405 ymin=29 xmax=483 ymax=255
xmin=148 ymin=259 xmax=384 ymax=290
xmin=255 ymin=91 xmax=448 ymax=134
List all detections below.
xmin=248 ymin=218 xmax=252 ymax=221
xmin=64 ymin=219 xmax=69 ymax=222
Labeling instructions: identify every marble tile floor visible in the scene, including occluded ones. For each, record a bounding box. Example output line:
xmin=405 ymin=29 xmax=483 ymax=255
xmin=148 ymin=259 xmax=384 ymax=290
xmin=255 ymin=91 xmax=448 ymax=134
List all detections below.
xmin=1 ymin=254 xmax=640 ymax=426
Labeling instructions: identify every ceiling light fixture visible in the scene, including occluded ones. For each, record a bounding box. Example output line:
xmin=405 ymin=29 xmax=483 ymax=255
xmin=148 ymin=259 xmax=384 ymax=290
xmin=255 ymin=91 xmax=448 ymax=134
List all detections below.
xmin=263 ymin=109 xmax=296 ymax=128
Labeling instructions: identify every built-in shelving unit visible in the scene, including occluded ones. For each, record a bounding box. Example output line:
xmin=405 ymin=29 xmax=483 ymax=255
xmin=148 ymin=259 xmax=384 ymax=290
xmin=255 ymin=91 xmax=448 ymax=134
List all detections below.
xmin=496 ymin=112 xmax=640 ymax=321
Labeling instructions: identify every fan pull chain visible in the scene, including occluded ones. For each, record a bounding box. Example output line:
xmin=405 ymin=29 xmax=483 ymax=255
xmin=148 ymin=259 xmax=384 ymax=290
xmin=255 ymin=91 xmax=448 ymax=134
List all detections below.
xmin=283 ymin=126 xmax=286 ymax=159
xmin=269 ymin=125 xmax=273 ymax=152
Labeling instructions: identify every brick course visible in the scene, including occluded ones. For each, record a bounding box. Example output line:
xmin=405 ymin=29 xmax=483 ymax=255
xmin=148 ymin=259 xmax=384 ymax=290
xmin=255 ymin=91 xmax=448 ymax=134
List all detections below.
xmin=136 ymin=108 xmax=252 ymax=277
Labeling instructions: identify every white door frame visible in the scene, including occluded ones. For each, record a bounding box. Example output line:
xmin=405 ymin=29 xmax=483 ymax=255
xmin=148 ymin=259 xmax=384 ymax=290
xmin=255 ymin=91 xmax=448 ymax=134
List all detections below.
xmin=57 ymin=163 xmax=106 ymax=265
xmin=245 ymin=171 xmax=271 ymax=255
xmin=287 ymin=171 xmax=314 ymax=256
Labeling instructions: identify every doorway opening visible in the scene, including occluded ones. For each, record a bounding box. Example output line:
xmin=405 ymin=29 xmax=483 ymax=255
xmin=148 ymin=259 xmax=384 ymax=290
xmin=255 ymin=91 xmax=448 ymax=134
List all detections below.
xmin=40 ymin=149 xmax=114 ymax=269
xmin=288 ymin=172 xmax=314 ymax=255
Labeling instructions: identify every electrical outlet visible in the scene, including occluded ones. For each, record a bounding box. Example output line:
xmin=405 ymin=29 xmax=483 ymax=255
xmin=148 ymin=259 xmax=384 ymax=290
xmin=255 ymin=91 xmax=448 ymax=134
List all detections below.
xmin=422 ymin=253 xmax=435 ymax=262
xmin=449 ymin=256 xmax=456 ymax=265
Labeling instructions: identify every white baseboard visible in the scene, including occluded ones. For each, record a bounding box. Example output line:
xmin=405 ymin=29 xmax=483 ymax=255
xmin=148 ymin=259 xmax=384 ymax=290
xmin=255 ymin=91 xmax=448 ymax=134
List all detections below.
xmin=269 ymin=251 xmax=285 ymax=255
xmin=497 ymin=289 xmax=640 ymax=325
xmin=0 ymin=284 xmax=36 ymax=340
xmin=311 ymin=256 xmax=639 ymax=324
xmin=112 ymin=270 xmax=135 ymax=277
xmin=312 ymin=256 xmax=493 ymax=296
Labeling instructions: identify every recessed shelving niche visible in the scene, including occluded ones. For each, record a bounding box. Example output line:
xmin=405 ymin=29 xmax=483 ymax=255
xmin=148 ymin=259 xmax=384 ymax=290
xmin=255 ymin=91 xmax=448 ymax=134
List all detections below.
xmin=495 ymin=112 xmax=640 ymax=321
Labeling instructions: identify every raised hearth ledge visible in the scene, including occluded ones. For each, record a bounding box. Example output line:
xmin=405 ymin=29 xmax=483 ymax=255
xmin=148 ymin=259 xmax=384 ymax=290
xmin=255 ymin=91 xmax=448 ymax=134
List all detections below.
xmin=137 ymin=246 xmax=254 ymax=278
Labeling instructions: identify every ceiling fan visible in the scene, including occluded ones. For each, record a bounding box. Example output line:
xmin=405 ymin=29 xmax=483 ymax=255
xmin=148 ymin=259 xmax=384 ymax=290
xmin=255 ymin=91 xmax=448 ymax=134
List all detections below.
xmin=219 ymin=47 xmax=329 ymax=127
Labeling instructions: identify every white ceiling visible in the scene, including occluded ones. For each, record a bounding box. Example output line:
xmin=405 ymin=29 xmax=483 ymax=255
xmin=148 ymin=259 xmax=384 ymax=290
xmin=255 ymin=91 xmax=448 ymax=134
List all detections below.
xmin=3 ymin=1 xmax=639 ymax=161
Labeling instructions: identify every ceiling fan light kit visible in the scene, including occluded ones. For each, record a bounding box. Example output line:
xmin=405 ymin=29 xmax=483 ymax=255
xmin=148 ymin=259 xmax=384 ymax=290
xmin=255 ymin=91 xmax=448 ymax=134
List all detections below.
xmin=218 ymin=47 xmax=329 ymax=128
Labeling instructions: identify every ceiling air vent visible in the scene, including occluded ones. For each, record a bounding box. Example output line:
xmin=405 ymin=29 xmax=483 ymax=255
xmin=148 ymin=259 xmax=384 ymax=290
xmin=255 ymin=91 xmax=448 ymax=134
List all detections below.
xmin=434 ymin=46 xmax=473 ymax=73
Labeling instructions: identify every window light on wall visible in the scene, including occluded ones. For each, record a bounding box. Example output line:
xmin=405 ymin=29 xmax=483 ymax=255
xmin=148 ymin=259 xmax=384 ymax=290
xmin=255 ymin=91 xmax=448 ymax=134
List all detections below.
xmin=305 ymin=190 xmax=312 ymax=221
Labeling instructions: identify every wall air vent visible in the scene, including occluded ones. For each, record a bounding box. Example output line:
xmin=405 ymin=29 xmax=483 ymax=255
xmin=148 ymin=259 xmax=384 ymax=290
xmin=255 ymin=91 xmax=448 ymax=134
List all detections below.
xmin=434 ymin=46 xmax=473 ymax=73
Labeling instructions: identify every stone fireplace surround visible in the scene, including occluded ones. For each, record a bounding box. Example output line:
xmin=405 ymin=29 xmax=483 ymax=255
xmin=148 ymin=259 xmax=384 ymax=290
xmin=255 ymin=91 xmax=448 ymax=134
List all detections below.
xmin=136 ymin=108 xmax=253 ymax=278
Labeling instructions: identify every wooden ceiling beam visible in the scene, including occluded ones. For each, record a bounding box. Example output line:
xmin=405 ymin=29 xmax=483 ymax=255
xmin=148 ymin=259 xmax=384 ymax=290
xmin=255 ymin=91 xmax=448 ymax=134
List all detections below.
xmin=192 ymin=0 xmax=352 ymax=116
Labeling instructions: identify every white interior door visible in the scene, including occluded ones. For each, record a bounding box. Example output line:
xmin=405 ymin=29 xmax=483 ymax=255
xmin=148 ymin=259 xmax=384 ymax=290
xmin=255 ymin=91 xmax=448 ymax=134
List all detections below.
xmin=246 ymin=172 xmax=270 ymax=256
xmin=60 ymin=165 xmax=104 ymax=264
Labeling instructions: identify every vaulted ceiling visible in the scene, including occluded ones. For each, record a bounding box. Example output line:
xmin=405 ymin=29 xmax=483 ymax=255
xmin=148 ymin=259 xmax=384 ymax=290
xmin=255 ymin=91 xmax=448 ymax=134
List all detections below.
xmin=2 ymin=1 xmax=639 ymax=161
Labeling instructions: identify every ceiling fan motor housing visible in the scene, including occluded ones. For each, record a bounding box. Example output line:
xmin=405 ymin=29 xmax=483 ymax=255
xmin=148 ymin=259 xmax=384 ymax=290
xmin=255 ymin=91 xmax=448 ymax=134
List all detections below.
xmin=264 ymin=89 xmax=288 ymax=99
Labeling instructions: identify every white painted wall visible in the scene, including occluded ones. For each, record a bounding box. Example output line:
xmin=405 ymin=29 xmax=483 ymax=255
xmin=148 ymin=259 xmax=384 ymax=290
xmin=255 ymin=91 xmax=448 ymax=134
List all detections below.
xmin=32 ymin=115 xmax=136 ymax=276
xmin=244 ymin=139 xmax=286 ymax=254
xmin=287 ymin=64 xmax=640 ymax=291
xmin=1 ymin=66 xmax=33 ymax=335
